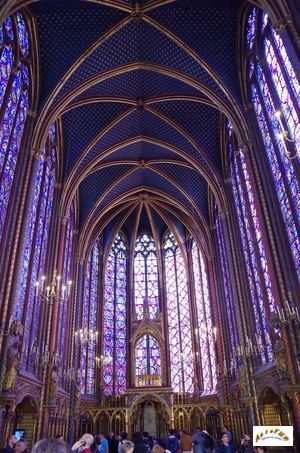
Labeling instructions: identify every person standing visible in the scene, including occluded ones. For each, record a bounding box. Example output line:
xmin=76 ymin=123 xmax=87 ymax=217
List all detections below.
xmin=167 ymin=429 xmax=180 ymax=453
xmin=108 ymin=432 xmax=118 ymax=453
xmin=180 ymin=429 xmax=192 ymax=453
xmin=216 ymin=433 xmax=234 ymax=453
xmin=99 ymin=433 xmax=109 ymax=453
xmin=118 ymin=432 xmax=129 ymax=453
xmin=72 ymin=433 xmax=94 ymax=453
xmin=0 ymin=435 xmax=17 ymax=453
xmin=237 ymin=435 xmax=252 ymax=453
xmin=192 ymin=428 xmax=215 ymax=453
xmin=221 ymin=426 xmax=234 ymax=449
xmin=133 ymin=432 xmax=150 ymax=453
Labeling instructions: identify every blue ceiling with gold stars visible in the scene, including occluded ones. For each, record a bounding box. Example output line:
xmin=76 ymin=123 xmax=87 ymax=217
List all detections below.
xmin=30 ymin=0 xmax=242 ymax=245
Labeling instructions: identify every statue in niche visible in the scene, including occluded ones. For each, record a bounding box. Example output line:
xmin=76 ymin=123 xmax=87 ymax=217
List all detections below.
xmin=269 ymin=312 xmax=290 ymax=385
xmin=3 ymin=320 xmax=23 ymax=392
xmin=75 ymin=369 xmax=81 ymax=407
xmin=49 ymin=365 xmax=59 ymax=404
xmin=238 ymin=362 xmax=248 ymax=399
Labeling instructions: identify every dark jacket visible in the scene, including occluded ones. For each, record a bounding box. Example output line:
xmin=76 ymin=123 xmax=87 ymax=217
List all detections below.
xmin=0 ymin=447 xmax=14 ymax=453
xmin=237 ymin=444 xmax=252 ymax=453
xmin=133 ymin=441 xmax=150 ymax=453
xmin=108 ymin=437 xmax=119 ymax=453
xmin=167 ymin=436 xmax=180 ymax=453
xmin=216 ymin=443 xmax=234 ymax=453
xmin=192 ymin=431 xmax=215 ymax=453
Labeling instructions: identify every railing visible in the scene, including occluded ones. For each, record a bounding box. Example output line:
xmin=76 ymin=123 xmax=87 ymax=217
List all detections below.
xmin=136 ymin=374 xmax=161 ymax=387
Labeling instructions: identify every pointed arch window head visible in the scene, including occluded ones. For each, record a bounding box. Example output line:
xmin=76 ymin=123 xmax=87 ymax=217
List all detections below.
xmin=163 ymin=231 xmax=194 ymax=394
xmin=135 ymin=334 xmax=161 ymax=387
xmin=134 ymin=234 xmax=159 ymax=320
xmin=245 ymin=6 xmax=300 ymax=281
xmin=246 ymin=7 xmax=257 ymax=50
xmin=15 ymin=122 xmax=57 ymax=371
xmin=81 ymin=239 xmax=100 ymax=395
xmin=16 ymin=12 xmax=29 ymax=57
xmin=227 ymin=121 xmax=273 ymax=363
xmin=0 ymin=12 xmax=31 ymax=246
xmin=103 ymin=233 xmax=127 ymax=396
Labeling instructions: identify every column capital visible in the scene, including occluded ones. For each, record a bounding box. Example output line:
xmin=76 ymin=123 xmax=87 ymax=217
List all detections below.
xmin=59 ymin=215 xmax=69 ymax=225
xmin=274 ymin=17 xmax=293 ymax=34
xmin=236 ymin=140 xmax=252 ymax=156
xmin=30 ymin=148 xmax=44 ymax=160
xmin=76 ymin=256 xmax=85 ymax=265
xmin=219 ymin=209 xmax=228 ymax=220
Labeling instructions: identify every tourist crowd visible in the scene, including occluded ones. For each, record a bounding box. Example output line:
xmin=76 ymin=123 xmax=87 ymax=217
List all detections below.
xmin=0 ymin=427 xmax=270 ymax=453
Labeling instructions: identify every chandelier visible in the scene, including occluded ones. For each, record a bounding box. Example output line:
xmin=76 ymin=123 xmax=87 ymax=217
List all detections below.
xmin=75 ymin=328 xmax=98 ymax=346
xmin=35 ymin=270 xmax=72 ymax=304
xmin=95 ymin=354 xmax=112 ymax=369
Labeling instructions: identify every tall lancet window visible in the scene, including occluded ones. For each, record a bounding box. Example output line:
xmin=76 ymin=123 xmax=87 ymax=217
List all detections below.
xmin=214 ymin=205 xmax=238 ymax=369
xmin=103 ymin=234 xmax=127 ymax=395
xmin=57 ymin=202 xmax=75 ymax=381
xmin=228 ymin=121 xmax=274 ymax=363
xmin=246 ymin=7 xmax=300 ymax=281
xmin=81 ymin=239 xmax=100 ymax=394
xmin=135 ymin=334 xmax=161 ymax=387
xmin=191 ymin=240 xmax=217 ymax=393
xmin=15 ymin=123 xmax=56 ymax=370
xmin=134 ymin=234 xmax=159 ymax=320
xmin=163 ymin=231 xmax=194 ymax=393
xmin=0 ymin=12 xmax=30 ymax=244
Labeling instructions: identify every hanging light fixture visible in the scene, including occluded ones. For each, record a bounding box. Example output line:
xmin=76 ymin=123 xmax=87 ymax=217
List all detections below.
xmin=35 ymin=270 xmax=72 ymax=304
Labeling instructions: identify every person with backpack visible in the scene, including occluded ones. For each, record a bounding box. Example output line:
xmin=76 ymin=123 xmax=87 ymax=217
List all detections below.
xmin=167 ymin=430 xmax=180 ymax=453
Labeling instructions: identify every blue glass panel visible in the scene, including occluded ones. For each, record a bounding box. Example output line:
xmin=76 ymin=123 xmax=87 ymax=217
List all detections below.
xmin=16 ymin=12 xmax=29 ymax=57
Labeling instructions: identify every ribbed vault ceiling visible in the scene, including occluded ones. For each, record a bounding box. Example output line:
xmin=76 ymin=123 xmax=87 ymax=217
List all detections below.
xmin=28 ymin=0 xmax=244 ymax=253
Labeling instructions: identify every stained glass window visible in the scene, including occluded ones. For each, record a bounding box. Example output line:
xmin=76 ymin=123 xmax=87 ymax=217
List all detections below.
xmin=191 ymin=240 xmax=217 ymax=393
xmin=135 ymin=334 xmax=161 ymax=385
xmin=16 ymin=12 xmax=29 ymax=57
xmin=246 ymin=7 xmax=256 ymax=50
xmin=81 ymin=239 xmax=100 ymax=394
xmin=134 ymin=234 xmax=159 ymax=320
xmin=246 ymin=7 xmax=300 ymax=281
xmin=163 ymin=231 xmax=194 ymax=393
xmin=15 ymin=124 xmax=56 ymax=370
xmin=103 ymin=234 xmax=127 ymax=395
xmin=228 ymin=122 xmax=273 ymax=362
xmin=215 ymin=211 xmax=238 ymax=369
xmin=0 ymin=12 xmax=30 ymax=246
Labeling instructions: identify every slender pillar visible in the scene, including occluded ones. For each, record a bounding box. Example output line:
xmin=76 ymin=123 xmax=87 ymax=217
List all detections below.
xmin=68 ymin=258 xmax=84 ymax=445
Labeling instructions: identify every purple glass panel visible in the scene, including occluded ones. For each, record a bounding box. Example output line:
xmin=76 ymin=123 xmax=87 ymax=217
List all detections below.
xmin=135 ymin=335 xmax=161 ymax=378
xmin=16 ymin=12 xmax=29 ymax=57
xmin=0 ymin=70 xmax=22 ymax=175
xmin=134 ymin=234 xmax=159 ymax=320
xmin=103 ymin=234 xmax=127 ymax=395
xmin=246 ymin=7 xmax=256 ymax=50
xmin=0 ymin=45 xmax=13 ymax=109
xmin=164 ymin=231 xmax=194 ymax=393
xmin=81 ymin=241 xmax=99 ymax=394
xmin=265 ymin=38 xmax=300 ymax=158
xmin=192 ymin=241 xmax=217 ymax=393
xmin=4 ymin=17 xmax=14 ymax=41
xmin=252 ymin=79 xmax=300 ymax=280
xmin=0 ymin=89 xmax=28 ymax=241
